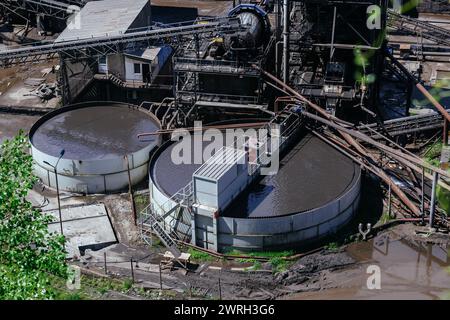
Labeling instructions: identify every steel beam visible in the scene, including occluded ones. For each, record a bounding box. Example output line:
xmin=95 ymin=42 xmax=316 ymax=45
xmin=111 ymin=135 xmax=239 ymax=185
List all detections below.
xmin=0 ymin=17 xmax=244 ymax=67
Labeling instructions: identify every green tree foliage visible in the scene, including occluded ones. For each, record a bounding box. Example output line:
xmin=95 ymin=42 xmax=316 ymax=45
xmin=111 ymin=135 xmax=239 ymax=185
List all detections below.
xmin=0 ymin=132 xmax=67 ymax=299
xmin=437 ymin=186 xmax=450 ymax=216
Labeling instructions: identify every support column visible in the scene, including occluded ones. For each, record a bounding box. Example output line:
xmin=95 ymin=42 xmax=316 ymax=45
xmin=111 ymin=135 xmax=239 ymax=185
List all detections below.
xmin=59 ymin=58 xmax=71 ymax=105
xmin=443 ymin=120 xmax=448 ymax=146
xmin=36 ymin=14 xmax=45 ymax=36
xmin=190 ymin=213 xmax=196 ymax=246
xmin=275 ymin=0 xmax=281 ymax=41
xmin=212 ymin=213 xmax=219 ymax=252
xmin=429 ymin=171 xmax=439 ymax=230
xmin=282 ymin=0 xmax=290 ymax=84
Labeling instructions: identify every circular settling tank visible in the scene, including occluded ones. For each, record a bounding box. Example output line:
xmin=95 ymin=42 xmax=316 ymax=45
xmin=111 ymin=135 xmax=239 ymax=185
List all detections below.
xmin=148 ymin=131 xmax=361 ymax=251
xmin=30 ymin=102 xmax=161 ymax=194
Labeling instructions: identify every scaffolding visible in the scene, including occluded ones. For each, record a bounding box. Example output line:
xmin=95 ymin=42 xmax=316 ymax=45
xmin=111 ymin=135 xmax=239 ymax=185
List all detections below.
xmin=174 ymin=57 xmax=264 ymax=106
xmin=286 ymin=0 xmax=388 ymax=115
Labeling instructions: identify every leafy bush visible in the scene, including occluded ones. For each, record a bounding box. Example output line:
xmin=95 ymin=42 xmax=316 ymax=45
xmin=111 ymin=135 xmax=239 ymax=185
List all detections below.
xmin=437 ymin=186 xmax=450 ymax=216
xmin=0 ymin=132 xmax=67 ymax=299
xmin=188 ymin=248 xmax=214 ymax=262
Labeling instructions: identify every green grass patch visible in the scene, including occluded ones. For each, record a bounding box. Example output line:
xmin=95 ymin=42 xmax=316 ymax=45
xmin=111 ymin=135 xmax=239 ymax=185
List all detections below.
xmin=188 ymin=248 xmax=215 ymax=262
xmin=133 ymin=194 xmax=150 ymax=213
xmin=252 ymin=261 xmax=262 ymax=271
xmin=421 ymin=141 xmax=450 ymax=216
xmin=226 ymin=249 xmax=293 ymax=259
xmin=437 ymin=185 xmax=450 ymax=216
xmin=423 ymin=141 xmax=443 ymax=168
xmin=324 ymin=242 xmax=340 ymax=251
xmin=123 ymin=279 xmax=134 ymax=291
xmin=225 ymin=249 xmax=294 ymax=273
xmin=380 ymin=211 xmax=394 ymax=224
xmin=269 ymin=257 xmax=291 ymax=273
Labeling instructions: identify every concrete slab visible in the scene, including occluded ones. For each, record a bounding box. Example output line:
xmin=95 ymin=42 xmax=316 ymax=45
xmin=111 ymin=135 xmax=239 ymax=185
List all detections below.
xmin=45 ymin=203 xmax=117 ymax=258
xmin=0 ymin=60 xmax=60 ymax=112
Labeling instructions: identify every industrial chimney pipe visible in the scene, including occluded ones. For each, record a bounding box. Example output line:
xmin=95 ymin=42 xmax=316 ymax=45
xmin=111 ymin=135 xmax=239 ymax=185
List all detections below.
xmin=283 ymin=0 xmax=290 ymax=84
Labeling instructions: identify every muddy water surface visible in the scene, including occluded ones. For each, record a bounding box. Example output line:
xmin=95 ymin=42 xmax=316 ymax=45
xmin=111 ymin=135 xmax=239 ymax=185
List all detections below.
xmin=289 ymin=231 xmax=450 ymax=300
xmin=31 ymin=106 xmax=159 ymax=160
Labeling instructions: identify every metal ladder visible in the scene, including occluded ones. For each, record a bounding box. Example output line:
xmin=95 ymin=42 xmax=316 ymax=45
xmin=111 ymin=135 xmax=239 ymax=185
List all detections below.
xmin=143 ymin=207 xmax=182 ymax=259
xmin=139 ymin=182 xmax=194 ymax=264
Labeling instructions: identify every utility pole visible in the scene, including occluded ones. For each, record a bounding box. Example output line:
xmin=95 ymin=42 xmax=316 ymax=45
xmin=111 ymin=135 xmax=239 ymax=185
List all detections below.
xmin=104 ymin=252 xmax=107 ymax=274
xmin=130 ymin=258 xmax=135 ymax=283
xmin=444 ymin=119 xmax=448 ymax=146
xmin=125 ymin=155 xmax=136 ymax=225
xmin=159 ymin=262 xmax=163 ymax=290
xmin=44 ymin=149 xmax=65 ymax=236
xmin=429 ymin=171 xmax=439 ymax=230
xmin=218 ymin=276 xmax=222 ymax=300
xmin=387 ymin=184 xmax=392 ymax=218
xmin=421 ymin=167 xmax=425 ymax=225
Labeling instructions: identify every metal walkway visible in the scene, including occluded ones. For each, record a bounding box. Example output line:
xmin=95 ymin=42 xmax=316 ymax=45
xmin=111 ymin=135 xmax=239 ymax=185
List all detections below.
xmin=358 ymin=109 xmax=450 ymax=139
xmin=0 ymin=17 xmax=244 ymax=67
xmin=140 ymin=207 xmax=183 ymax=259
xmin=139 ymin=182 xmax=194 ymax=265
xmin=388 ymin=9 xmax=450 ymax=46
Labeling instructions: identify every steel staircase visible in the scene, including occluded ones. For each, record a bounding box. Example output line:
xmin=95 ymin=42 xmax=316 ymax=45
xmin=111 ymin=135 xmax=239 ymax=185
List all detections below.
xmin=139 ymin=182 xmax=194 ymax=265
xmin=142 ymin=207 xmax=182 ymax=259
xmin=108 ymin=73 xmax=125 ymax=87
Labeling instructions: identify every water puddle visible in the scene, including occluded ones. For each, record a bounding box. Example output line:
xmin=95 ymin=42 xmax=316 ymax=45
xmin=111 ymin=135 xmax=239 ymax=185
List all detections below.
xmin=289 ymin=231 xmax=450 ymax=300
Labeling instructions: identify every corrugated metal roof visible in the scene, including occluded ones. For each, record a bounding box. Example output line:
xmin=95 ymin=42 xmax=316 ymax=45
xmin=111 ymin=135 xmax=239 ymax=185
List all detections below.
xmin=194 ymin=147 xmax=246 ymax=181
xmin=56 ymin=0 xmax=150 ymax=43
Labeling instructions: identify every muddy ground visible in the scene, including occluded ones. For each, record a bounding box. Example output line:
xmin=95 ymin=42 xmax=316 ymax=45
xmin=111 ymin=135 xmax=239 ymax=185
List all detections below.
xmin=283 ymin=224 xmax=450 ymax=300
xmin=0 ymin=112 xmax=40 ymax=143
xmin=70 ymin=217 xmax=450 ymax=300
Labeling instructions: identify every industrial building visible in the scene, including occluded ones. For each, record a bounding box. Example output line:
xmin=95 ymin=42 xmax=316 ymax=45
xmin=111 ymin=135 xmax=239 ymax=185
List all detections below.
xmin=1 ymin=0 xmax=449 ymax=259
xmin=53 ymin=0 xmax=174 ymax=103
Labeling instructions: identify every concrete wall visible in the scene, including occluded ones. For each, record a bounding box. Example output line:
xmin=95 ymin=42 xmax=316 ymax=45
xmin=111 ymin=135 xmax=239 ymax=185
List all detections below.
xmin=106 ymin=54 xmax=125 ymax=78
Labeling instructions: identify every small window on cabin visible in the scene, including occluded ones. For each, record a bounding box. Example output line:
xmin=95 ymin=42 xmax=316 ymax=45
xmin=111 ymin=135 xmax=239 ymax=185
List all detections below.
xmin=134 ymin=63 xmax=141 ymax=74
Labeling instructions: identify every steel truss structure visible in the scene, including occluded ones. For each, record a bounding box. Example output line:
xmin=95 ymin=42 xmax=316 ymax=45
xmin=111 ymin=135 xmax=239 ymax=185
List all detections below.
xmin=388 ymin=9 xmax=450 ymax=47
xmin=359 ymin=110 xmax=450 ymax=139
xmin=0 ymin=17 xmax=245 ymax=68
xmin=287 ymin=0 xmax=388 ymax=116
xmin=0 ymin=0 xmax=86 ymax=21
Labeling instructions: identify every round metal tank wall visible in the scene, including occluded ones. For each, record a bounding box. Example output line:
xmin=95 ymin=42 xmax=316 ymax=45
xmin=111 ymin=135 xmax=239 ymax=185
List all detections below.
xmin=148 ymin=140 xmax=192 ymax=239
xmin=30 ymin=101 xmax=161 ymax=194
xmin=216 ymin=169 xmax=361 ymax=252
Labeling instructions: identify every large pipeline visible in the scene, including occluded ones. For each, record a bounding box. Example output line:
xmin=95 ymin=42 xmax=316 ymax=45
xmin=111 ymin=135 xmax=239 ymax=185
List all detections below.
xmin=253 ymin=65 xmax=425 ymax=216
